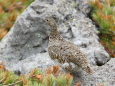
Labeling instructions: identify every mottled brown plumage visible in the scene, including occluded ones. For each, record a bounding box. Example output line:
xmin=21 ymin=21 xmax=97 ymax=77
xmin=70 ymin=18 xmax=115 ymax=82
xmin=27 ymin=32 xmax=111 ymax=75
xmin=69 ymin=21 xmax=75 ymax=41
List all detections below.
xmin=45 ymin=17 xmax=93 ymax=74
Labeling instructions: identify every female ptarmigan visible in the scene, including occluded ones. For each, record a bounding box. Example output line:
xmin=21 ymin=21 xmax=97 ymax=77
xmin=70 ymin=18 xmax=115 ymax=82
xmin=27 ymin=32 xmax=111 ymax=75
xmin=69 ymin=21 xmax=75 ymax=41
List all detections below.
xmin=45 ymin=16 xmax=93 ymax=74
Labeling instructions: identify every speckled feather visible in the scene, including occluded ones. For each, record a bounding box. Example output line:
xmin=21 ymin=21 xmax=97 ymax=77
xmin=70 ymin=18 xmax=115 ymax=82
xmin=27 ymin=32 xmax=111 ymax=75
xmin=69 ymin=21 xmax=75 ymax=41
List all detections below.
xmin=45 ymin=17 xmax=93 ymax=74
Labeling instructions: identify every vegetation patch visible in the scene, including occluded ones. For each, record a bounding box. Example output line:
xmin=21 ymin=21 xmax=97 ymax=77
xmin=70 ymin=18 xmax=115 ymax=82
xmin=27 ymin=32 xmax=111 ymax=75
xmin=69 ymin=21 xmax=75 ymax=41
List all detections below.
xmin=0 ymin=0 xmax=33 ymax=39
xmin=89 ymin=0 xmax=115 ymax=57
xmin=0 ymin=63 xmax=73 ymax=86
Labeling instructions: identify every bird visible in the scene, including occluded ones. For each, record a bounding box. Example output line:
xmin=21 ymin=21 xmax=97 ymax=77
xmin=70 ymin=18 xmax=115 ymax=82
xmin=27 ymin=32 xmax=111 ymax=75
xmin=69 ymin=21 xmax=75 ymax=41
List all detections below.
xmin=44 ymin=16 xmax=93 ymax=74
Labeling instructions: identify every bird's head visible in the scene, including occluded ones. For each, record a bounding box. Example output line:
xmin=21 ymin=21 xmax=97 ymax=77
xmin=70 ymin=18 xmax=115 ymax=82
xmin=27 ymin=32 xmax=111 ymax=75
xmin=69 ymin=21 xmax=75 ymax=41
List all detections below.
xmin=44 ymin=16 xmax=57 ymax=28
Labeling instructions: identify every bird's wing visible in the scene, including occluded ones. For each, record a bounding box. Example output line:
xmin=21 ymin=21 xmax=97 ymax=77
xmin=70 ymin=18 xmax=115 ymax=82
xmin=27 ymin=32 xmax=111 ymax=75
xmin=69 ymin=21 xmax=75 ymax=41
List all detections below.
xmin=48 ymin=45 xmax=67 ymax=63
xmin=48 ymin=42 xmax=88 ymax=66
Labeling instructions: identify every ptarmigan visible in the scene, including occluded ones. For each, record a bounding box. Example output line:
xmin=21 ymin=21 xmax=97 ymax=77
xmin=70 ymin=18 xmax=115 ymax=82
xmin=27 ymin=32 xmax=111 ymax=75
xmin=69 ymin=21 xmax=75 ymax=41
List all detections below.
xmin=45 ymin=16 xmax=93 ymax=74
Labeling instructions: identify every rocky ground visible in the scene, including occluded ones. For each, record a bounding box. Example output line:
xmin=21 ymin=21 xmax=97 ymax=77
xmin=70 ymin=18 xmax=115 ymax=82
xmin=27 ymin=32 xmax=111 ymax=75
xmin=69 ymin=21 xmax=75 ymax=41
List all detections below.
xmin=0 ymin=0 xmax=114 ymax=86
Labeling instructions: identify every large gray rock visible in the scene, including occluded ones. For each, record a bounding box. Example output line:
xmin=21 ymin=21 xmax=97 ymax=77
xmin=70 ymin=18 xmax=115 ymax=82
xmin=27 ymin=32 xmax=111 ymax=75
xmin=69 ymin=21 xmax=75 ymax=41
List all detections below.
xmin=0 ymin=0 xmax=113 ymax=85
xmin=0 ymin=0 xmax=110 ymax=69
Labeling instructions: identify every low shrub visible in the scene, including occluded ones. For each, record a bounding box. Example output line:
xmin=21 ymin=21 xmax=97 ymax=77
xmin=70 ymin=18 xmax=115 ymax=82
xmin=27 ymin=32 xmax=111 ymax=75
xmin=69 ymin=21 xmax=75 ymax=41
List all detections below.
xmin=89 ymin=0 xmax=115 ymax=57
xmin=0 ymin=63 xmax=73 ymax=86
